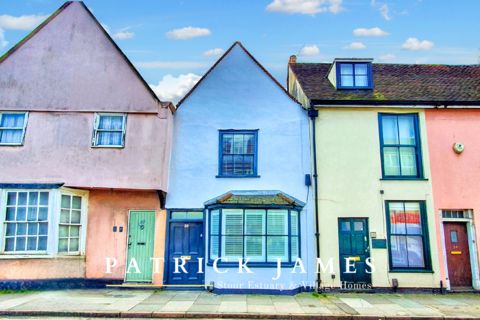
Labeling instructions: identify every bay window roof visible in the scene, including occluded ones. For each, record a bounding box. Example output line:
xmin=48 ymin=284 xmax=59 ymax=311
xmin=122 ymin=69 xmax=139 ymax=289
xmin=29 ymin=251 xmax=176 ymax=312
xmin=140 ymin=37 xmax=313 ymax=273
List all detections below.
xmin=204 ymin=190 xmax=306 ymax=207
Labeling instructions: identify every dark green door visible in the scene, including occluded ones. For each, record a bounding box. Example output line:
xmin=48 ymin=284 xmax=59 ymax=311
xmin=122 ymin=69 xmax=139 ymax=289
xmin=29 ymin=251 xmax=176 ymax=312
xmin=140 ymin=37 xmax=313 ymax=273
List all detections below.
xmin=126 ymin=211 xmax=155 ymax=282
xmin=338 ymin=218 xmax=371 ymax=284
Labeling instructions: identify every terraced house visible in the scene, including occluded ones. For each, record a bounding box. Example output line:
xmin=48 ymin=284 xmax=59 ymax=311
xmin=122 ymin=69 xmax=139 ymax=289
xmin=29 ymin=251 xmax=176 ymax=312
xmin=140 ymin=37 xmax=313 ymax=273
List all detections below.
xmin=0 ymin=1 xmax=174 ymax=288
xmin=165 ymin=42 xmax=315 ymax=294
xmin=286 ymin=57 xmax=478 ymax=291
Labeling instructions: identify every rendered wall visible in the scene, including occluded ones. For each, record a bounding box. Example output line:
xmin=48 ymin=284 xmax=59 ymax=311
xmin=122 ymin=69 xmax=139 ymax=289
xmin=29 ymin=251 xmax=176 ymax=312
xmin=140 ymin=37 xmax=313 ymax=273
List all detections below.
xmin=166 ymin=44 xmax=315 ymax=290
xmin=0 ymin=257 xmax=85 ymax=280
xmin=85 ymin=190 xmax=166 ymax=285
xmin=315 ymin=107 xmax=441 ymax=288
xmin=0 ymin=111 xmax=172 ymax=191
xmin=425 ymin=109 xmax=480 ymax=289
xmin=0 ymin=2 xmax=158 ymax=113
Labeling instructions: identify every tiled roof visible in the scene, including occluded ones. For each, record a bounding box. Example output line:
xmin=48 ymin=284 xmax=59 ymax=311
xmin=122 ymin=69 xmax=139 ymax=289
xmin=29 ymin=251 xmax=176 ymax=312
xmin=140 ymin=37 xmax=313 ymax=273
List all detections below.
xmin=290 ymin=63 xmax=480 ymax=105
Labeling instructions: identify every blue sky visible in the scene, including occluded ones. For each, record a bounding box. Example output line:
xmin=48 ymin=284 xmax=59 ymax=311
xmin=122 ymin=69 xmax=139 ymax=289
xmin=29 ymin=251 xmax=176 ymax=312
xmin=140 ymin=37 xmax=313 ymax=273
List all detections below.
xmin=0 ymin=0 xmax=478 ymax=103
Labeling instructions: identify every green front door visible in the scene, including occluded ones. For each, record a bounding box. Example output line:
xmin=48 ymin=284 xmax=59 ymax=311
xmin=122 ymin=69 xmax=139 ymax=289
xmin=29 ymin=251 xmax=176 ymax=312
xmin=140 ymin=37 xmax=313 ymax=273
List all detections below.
xmin=126 ymin=211 xmax=155 ymax=282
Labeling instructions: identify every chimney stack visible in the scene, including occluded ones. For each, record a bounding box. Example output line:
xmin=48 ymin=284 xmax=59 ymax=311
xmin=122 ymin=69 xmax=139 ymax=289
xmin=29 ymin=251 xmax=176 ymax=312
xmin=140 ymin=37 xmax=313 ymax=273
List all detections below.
xmin=289 ymin=55 xmax=297 ymax=64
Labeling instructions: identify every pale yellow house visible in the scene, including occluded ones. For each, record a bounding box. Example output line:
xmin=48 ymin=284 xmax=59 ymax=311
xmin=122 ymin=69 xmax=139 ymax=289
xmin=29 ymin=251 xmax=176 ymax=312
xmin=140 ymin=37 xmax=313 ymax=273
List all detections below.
xmin=288 ymin=57 xmax=442 ymax=291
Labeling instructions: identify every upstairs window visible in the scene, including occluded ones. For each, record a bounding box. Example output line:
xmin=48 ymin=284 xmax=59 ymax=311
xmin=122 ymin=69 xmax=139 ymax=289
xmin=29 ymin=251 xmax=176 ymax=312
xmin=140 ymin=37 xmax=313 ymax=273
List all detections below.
xmin=92 ymin=113 xmax=127 ymax=148
xmin=379 ymin=113 xmax=423 ymax=179
xmin=0 ymin=112 xmax=29 ymax=146
xmin=218 ymin=130 xmax=258 ymax=177
xmin=337 ymin=63 xmax=372 ymax=89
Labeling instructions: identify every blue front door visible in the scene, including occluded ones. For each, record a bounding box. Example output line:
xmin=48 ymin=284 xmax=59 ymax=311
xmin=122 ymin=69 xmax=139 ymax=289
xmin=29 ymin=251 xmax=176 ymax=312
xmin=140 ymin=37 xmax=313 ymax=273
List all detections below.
xmin=167 ymin=222 xmax=204 ymax=285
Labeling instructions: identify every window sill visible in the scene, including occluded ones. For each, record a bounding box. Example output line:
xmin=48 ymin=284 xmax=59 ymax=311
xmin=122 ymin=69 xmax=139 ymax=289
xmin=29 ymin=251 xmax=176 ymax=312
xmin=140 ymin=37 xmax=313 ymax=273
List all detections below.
xmin=207 ymin=262 xmax=296 ymax=268
xmin=91 ymin=145 xmax=125 ymax=149
xmin=0 ymin=144 xmax=23 ymax=146
xmin=380 ymin=178 xmax=428 ymax=181
xmin=389 ymin=269 xmax=434 ymax=273
xmin=0 ymin=254 xmax=84 ymax=260
xmin=216 ymin=175 xmax=261 ymax=178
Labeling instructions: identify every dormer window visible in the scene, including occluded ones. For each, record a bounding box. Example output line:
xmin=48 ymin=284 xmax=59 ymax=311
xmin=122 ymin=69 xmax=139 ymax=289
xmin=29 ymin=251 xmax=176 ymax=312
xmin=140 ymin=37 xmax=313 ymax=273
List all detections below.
xmin=335 ymin=62 xmax=373 ymax=89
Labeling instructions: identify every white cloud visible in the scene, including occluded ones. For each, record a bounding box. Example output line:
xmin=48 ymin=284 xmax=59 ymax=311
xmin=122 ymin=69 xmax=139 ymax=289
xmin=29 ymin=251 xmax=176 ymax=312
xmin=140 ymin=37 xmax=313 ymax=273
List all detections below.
xmin=371 ymin=0 xmax=375 ymax=5
xmin=0 ymin=27 xmax=8 ymax=48
xmin=379 ymin=54 xmax=396 ymax=61
xmin=165 ymin=27 xmax=211 ymax=40
xmin=299 ymin=45 xmax=320 ymax=56
xmin=101 ymin=23 xmax=110 ymax=34
xmin=149 ymin=73 xmax=202 ymax=104
xmin=112 ymin=31 xmax=135 ymax=40
xmin=88 ymin=7 xmax=94 ymax=14
xmin=265 ymin=0 xmax=344 ymax=16
xmin=400 ymin=10 xmax=409 ymax=15
xmin=134 ymin=61 xmax=208 ymax=69
xmin=379 ymin=4 xmax=391 ymax=20
xmin=353 ymin=27 xmax=390 ymax=36
xmin=342 ymin=42 xmax=366 ymax=49
xmin=0 ymin=14 xmax=49 ymax=31
xmin=202 ymin=48 xmax=225 ymax=57
xmin=401 ymin=38 xmax=434 ymax=51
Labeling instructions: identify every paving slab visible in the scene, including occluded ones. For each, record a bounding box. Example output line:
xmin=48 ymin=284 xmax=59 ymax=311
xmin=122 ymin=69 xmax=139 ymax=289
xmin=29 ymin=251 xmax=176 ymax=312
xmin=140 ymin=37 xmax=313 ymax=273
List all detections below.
xmin=273 ymin=301 xmax=305 ymax=314
xmin=340 ymin=298 xmax=375 ymax=308
xmin=247 ymin=304 xmax=277 ymax=313
xmin=159 ymin=300 xmax=194 ymax=312
xmin=170 ymin=291 xmax=201 ymax=301
xmin=218 ymin=300 xmax=248 ymax=313
xmin=188 ymin=303 xmax=220 ymax=312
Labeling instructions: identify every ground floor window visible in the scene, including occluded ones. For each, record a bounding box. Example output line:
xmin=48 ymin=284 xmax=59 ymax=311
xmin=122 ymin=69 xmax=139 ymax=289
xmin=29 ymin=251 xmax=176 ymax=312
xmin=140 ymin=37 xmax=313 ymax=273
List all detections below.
xmin=209 ymin=207 xmax=300 ymax=265
xmin=386 ymin=201 xmax=431 ymax=271
xmin=1 ymin=187 xmax=88 ymax=256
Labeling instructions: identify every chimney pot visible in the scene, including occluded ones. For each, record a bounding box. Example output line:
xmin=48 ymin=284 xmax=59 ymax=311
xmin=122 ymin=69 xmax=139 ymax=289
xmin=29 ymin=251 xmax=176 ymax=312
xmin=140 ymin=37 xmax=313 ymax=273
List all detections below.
xmin=289 ymin=55 xmax=297 ymax=64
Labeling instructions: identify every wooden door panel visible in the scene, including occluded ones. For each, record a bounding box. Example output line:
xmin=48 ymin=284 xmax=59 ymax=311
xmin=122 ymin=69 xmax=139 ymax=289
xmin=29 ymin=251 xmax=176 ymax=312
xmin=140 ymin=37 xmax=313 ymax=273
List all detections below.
xmin=444 ymin=222 xmax=472 ymax=287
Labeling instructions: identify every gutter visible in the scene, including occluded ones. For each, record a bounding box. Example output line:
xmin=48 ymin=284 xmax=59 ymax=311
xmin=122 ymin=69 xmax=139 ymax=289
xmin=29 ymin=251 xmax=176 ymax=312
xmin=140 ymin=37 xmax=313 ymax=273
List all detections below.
xmin=308 ymin=102 xmax=321 ymax=292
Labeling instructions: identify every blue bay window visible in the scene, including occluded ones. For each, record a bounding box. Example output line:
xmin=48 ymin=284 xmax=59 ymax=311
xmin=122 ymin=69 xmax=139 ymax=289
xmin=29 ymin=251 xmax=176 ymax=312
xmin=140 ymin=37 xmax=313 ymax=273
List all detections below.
xmin=379 ymin=113 xmax=423 ymax=179
xmin=218 ymin=130 xmax=258 ymax=177
xmin=336 ymin=62 xmax=373 ymax=89
xmin=208 ymin=207 xmax=300 ymax=267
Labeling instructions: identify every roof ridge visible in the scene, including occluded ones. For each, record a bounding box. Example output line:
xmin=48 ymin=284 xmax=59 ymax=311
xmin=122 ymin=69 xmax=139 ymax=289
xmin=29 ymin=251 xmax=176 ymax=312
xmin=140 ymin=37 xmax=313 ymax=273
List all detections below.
xmin=176 ymin=42 xmax=301 ymax=108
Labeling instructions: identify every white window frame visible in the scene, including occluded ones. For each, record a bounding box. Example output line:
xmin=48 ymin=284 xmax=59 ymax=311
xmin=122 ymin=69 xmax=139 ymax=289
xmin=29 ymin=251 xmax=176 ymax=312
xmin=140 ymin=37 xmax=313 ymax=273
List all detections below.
xmin=0 ymin=187 xmax=88 ymax=258
xmin=91 ymin=113 xmax=127 ymax=148
xmin=0 ymin=112 xmax=29 ymax=146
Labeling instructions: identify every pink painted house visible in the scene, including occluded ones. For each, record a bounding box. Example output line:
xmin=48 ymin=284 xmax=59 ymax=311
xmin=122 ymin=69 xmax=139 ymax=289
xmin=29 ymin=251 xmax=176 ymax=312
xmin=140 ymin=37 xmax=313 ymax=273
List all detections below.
xmin=426 ymin=104 xmax=480 ymax=290
xmin=0 ymin=1 xmax=174 ymax=288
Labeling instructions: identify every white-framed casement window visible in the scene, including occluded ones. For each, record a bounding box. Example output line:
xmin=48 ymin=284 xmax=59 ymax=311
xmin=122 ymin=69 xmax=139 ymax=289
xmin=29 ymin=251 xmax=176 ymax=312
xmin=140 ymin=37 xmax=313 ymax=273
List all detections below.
xmin=0 ymin=188 xmax=88 ymax=257
xmin=91 ymin=113 xmax=127 ymax=148
xmin=210 ymin=208 xmax=300 ymax=266
xmin=0 ymin=112 xmax=29 ymax=146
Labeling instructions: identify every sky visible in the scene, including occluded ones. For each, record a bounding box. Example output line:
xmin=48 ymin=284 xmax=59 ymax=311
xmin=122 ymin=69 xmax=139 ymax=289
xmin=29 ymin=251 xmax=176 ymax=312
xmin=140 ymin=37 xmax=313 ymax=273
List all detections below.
xmin=0 ymin=0 xmax=479 ymax=104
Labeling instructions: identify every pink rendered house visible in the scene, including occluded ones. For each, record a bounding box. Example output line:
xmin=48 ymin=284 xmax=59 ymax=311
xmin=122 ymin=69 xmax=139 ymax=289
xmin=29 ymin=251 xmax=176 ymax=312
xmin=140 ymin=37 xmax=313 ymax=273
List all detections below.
xmin=0 ymin=1 xmax=174 ymax=288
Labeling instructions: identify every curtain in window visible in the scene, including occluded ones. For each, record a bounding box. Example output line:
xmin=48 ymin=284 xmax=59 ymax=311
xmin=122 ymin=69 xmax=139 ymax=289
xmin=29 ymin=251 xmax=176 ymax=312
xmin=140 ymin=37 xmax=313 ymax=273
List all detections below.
xmin=0 ymin=114 xmax=25 ymax=144
xmin=97 ymin=115 xmax=123 ymax=146
xmin=355 ymin=64 xmax=368 ymax=87
xmin=388 ymin=202 xmax=425 ymax=268
xmin=340 ymin=64 xmax=354 ymax=86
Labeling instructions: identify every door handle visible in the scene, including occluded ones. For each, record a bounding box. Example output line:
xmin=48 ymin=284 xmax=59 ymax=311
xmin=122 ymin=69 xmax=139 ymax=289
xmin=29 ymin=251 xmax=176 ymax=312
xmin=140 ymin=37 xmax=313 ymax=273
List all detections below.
xmin=137 ymin=242 xmax=146 ymax=245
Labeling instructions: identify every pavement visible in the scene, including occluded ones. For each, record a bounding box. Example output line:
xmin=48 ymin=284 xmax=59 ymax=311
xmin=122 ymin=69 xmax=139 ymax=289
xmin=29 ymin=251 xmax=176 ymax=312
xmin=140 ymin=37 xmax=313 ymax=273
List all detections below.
xmin=0 ymin=289 xmax=480 ymax=319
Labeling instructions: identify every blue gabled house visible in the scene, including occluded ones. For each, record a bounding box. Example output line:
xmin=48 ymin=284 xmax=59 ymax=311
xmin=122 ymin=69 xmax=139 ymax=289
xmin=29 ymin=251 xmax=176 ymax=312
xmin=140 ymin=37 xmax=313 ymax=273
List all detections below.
xmin=164 ymin=42 xmax=315 ymax=294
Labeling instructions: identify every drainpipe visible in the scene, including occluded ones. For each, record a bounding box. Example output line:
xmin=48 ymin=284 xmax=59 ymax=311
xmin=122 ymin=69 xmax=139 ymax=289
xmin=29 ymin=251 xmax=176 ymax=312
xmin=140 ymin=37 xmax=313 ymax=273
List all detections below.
xmin=308 ymin=101 xmax=321 ymax=292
